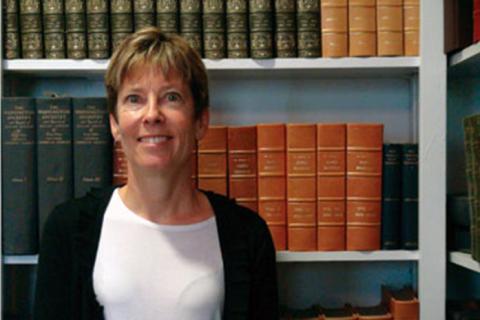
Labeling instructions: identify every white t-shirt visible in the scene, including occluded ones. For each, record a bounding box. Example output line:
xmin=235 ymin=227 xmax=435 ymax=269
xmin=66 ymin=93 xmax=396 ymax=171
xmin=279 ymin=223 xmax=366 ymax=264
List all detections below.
xmin=93 ymin=189 xmax=224 ymax=320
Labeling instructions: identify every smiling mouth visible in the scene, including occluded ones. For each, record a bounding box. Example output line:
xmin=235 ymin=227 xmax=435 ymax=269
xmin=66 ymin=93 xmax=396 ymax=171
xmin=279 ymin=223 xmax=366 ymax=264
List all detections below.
xmin=138 ymin=136 xmax=172 ymax=143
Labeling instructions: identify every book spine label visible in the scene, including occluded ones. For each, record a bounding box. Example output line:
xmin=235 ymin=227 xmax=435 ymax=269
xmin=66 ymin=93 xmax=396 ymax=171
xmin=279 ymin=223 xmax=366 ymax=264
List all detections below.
xmin=112 ymin=140 xmax=128 ymax=185
xmin=111 ymin=0 xmax=133 ymax=51
xmin=180 ymin=0 xmax=203 ymax=55
xmin=321 ymin=1 xmax=348 ymax=57
xmin=42 ymin=0 xmax=66 ymax=58
xmin=134 ymin=0 xmax=155 ymax=31
xmin=72 ymin=98 xmax=112 ymax=198
xmin=377 ymin=3 xmax=404 ymax=56
xmin=2 ymin=98 xmax=38 ymax=254
xmin=349 ymin=2 xmax=376 ymax=57
xmin=4 ymin=0 xmax=21 ymax=59
xmin=296 ymin=0 xmax=320 ymax=58
xmin=401 ymin=143 xmax=418 ymax=249
xmin=65 ymin=0 xmax=87 ymax=59
xmin=36 ymin=97 xmax=73 ymax=241
xmin=274 ymin=0 xmax=296 ymax=58
xmin=403 ymin=1 xmax=419 ymax=56
xmin=226 ymin=0 xmax=249 ymax=58
xmin=198 ymin=126 xmax=228 ymax=195
xmin=86 ymin=0 xmax=110 ymax=58
xmin=20 ymin=0 xmax=44 ymax=58
xmin=156 ymin=0 xmax=179 ymax=35
xmin=203 ymin=0 xmax=226 ymax=59
xmin=249 ymin=0 xmax=274 ymax=58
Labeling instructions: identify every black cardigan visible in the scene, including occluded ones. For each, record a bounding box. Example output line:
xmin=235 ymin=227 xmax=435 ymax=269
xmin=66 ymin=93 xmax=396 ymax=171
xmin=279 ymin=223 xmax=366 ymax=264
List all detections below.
xmin=34 ymin=187 xmax=279 ymax=320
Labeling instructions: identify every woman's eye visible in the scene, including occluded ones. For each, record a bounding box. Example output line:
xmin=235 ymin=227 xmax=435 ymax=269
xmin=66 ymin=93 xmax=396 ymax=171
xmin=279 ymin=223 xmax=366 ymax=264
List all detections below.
xmin=166 ymin=92 xmax=181 ymax=102
xmin=126 ymin=95 xmax=140 ymax=104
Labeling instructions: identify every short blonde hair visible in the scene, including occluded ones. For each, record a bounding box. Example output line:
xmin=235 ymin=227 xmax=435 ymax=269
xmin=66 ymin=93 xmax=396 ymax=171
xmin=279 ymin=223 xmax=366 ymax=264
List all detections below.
xmin=105 ymin=27 xmax=209 ymax=119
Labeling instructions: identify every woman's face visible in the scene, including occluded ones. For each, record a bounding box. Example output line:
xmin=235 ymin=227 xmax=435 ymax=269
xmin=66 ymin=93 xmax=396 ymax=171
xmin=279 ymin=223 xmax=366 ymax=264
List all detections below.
xmin=110 ymin=64 xmax=209 ymax=177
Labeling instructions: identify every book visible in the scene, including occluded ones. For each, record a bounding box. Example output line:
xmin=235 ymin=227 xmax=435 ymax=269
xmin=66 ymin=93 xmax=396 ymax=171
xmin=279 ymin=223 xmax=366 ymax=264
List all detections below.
xmin=2 ymin=97 xmax=38 ymax=255
xmin=475 ymin=0 xmax=480 ymax=43
xmin=381 ymin=143 xmax=402 ymax=250
xmin=110 ymin=0 xmax=133 ymax=51
xmin=65 ymin=0 xmax=87 ymax=58
xmin=198 ymin=125 xmax=228 ymax=195
xmin=404 ymin=0 xmax=419 ymax=56
xmin=36 ymin=97 xmax=73 ymax=240
xmin=349 ymin=0 xmax=377 ymax=57
xmin=19 ymin=0 xmax=43 ymax=58
xmin=228 ymin=126 xmax=258 ymax=211
xmin=317 ymin=123 xmax=346 ymax=251
xmin=448 ymin=194 xmax=470 ymax=228
xmin=156 ymin=0 xmax=179 ymax=36
xmin=86 ymin=0 xmax=110 ymax=58
xmin=249 ymin=0 xmax=274 ymax=58
xmin=286 ymin=124 xmax=317 ymax=251
xmin=401 ymin=143 xmax=418 ymax=250
xmin=72 ymin=97 xmax=112 ymax=198
xmin=3 ymin=265 xmax=36 ymax=319
xmin=346 ymin=123 xmax=383 ymax=251
xmin=42 ymin=0 xmax=66 ymax=58
xmin=112 ymin=140 xmax=128 ymax=186
xmin=382 ymin=286 xmax=419 ymax=320
xmin=3 ymin=0 xmax=21 ymax=59
xmin=444 ymin=0 xmax=473 ymax=54
xmin=226 ymin=0 xmax=249 ymax=58
xmin=377 ymin=0 xmax=404 ymax=56
xmin=296 ymin=0 xmax=320 ymax=57
xmin=203 ymin=0 xmax=226 ymax=59
xmin=180 ymin=0 xmax=203 ymax=55
xmin=464 ymin=115 xmax=478 ymax=260
xmin=257 ymin=123 xmax=287 ymax=251
xmin=274 ymin=0 xmax=296 ymax=58
xmin=321 ymin=0 xmax=348 ymax=58
xmin=134 ymin=0 xmax=155 ymax=31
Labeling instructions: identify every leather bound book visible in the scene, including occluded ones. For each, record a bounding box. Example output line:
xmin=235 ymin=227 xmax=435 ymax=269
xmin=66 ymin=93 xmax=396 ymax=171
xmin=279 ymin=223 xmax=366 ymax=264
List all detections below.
xmin=19 ymin=0 xmax=43 ymax=58
xmin=42 ymin=0 xmax=66 ymax=58
xmin=349 ymin=0 xmax=376 ymax=57
xmin=257 ymin=123 xmax=287 ymax=250
xmin=156 ymin=0 xmax=179 ymax=36
xmin=296 ymin=0 xmax=320 ymax=58
xmin=134 ymin=0 xmax=155 ymax=31
xmin=401 ymin=143 xmax=418 ymax=250
xmin=317 ymin=123 xmax=346 ymax=251
xmin=382 ymin=286 xmax=419 ymax=320
xmin=287 ymin=124 xmax=317 ymax=251
xmin=404 ymin=0 xmax=419 ymax=56
xmin=4 ymin=0 xmax=21 ymax=59
xmin=110 ymin=0 xmax=133 ymax=52
xmin=65 ymin=0 xmax=87 ymax=59
xmin=475 ymin=0 xmax=480 ymax=42
xmin=444 ymin=0 xmax=473 ymax=54
xmin=226 ymin=0 xmax=249 ymax=58
xmin=346 ymin=123 xmax=383 ymax=251
xmin=228 ymin=126 xmax=258 ymax=212
xmin=249 ymin=0 xmax=274 ymax=58
xmin=86 ymin=0 xmax=110 ymax=58
xmin=321 ymin=0 xmax=348 ymax=58
xmin=180 ymin=0 xmax=203 ymax=56
xmin=274 ymin=0 xmax=297 ymax=58
xmin=198 ymin=126 xmax=228 ymax=196
xmin=112 ymin=140 xmax=128 ymax=186
xmin=377 ymin=0 xmax=403 ymax=56
xmin=203 ymin=0 xmax=226 ymax=59
xmin=2 ymin=98 xmax=38 ymax=254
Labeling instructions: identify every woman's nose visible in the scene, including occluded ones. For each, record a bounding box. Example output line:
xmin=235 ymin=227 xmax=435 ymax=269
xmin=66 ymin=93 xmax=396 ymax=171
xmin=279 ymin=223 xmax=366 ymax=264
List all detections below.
xmin=143 ymin=98 xmax=165 ymax=124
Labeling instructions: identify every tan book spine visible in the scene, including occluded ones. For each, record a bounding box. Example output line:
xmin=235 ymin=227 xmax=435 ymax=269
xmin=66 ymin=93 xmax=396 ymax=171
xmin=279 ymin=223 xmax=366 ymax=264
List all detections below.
xmin=321 ymin=0 xmax=348 ymax=58
xmin=377 ymin=0 xmax=403 ymax=56
xmin=349 ymin=0 xmax=377 ymax=57
xmin=257 ymin=124 xmax=287 ymax=251
xmin=287 ymin=124 xmax=317 ymax=251
xmin=404 ymin=0 xmax=419 ymax=56
xmin=113 ymin=140 xmax=128 ymax=186
xmin=228 ymin=126 xmax=258 ymax=212
xmin=317 ymin=123 xmax=346 ymax=251
xmin=198 ymin=126 xmax=228 ymax=196
xmin=346 ymin=123 xmax=383 ymax=251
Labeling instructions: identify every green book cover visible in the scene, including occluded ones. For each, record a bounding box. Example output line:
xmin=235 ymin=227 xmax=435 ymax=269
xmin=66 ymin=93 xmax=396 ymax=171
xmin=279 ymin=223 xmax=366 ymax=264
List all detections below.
xmin=42 ymin=0 xmax=66 ymax=58
xmin=226 ymin=0 xmax=248 ymax=58
xmin=110 ymin=0 xmax=133 ymax=51
xmin=203 ymin=0 xmax=226 ymax=59
xmin=180 ymin=0 xmax=203 ymax=55
xmin=3 ymin=0 xmax=21 ymax=59
xmin=156 ymin=0 xmax=179 ymax=35
xmin=86 ymin=0 xmax=109 ymax=58
xmin=464 ymin=115 xmax=477 ymax=258
xmin=471 ymin=115 xmax=480 ymax=260
xmin=401 ymin=143 xmax=418 ymax=250
xmin=274 ymin=0 xmax=296 ymax=57
xmin=134 ymin=0 xmax=155 ymax=31
xmin=65 ymin=0 xmax=87 ymax=59
xmin=19 ymin=0 xmax=43 ymax=58
xmin=296 ymin=0 xmax=320 ymax=57
xmin=249 ymin=0 xmax=274 ymax=58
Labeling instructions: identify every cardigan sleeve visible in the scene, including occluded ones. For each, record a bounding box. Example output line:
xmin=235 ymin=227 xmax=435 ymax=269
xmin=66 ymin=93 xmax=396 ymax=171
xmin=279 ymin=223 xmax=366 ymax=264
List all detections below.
xmin=34 ymin=204 xmax=74 ymax=319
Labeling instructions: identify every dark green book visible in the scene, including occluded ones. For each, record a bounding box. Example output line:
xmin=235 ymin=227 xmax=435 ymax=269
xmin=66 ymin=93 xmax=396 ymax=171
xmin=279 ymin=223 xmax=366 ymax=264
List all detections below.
xmin=3 ymin=0 xmax=21 ymax=59
xmin=296 ymin=0 xmax=320 ymax=57
xmin=3 ymin=264 xmax=37 ymax=319
xmin=464 ymin=115 xmax=476 ymax=259
xmin=2 ymin=97 xmax=37 ymax=254
xmin=110 ymin=0 xmax=133 ymax=51
xmin=381 ymin=143 xmax=402 ymax=249
xmin=203 ymin=0 xmax=226 ymax=59
xmin=401 ymin=143 xmax=418 ymax=250
xmin=274 ymin=0 xmax=296 ymax=57
xmin=19 ymin=0 xmax=43 ymax=58
xmin=180 ymin=0 xmax=203 ymax=55
xmin=36 ymin=97 xmax=73 ymax=241
xmin=72 ymin=97 xmax=112 ymax=198
xmin=249 ymin=0 xmax=274 ymax=58
xmin=134 ymin=0 xmax=155 ymax=31
xmin=42 ymin=0 xmax=66 ymax=58
xmin=469 ymin=115 xmax=480 ymax=260
xmin=226 ymin=0 xmax=248 ymax=58
xmin=156 ymin=0 xmax=179 ymax=35
xmin=86 ymin=0 xmax=109 ymax=58
xmin=65 ymin=0 xmax=87 ymax=59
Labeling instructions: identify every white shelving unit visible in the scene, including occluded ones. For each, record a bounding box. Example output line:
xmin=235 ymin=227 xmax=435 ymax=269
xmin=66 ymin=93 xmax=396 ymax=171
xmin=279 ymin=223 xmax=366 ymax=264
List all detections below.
xmin=449 ymin=252 xmax=480 ymax=273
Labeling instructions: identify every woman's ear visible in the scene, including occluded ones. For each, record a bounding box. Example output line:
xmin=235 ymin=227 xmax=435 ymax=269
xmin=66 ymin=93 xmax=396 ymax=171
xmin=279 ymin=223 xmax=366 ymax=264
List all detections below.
xmin=110 ymin=113 xmax=120 ymax=142
xmin=195 ymin=108 xmax=210 ymax=141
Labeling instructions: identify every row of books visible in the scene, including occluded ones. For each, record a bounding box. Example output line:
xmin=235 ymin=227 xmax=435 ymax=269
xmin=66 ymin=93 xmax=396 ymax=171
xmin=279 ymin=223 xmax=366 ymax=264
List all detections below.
xmin=280 ymin=286 xmax=419 ymax=319
xmin=445 ymin=0 xmax=480 ymax=54
xmin=3 ymin=0 xmax=420 ymax=60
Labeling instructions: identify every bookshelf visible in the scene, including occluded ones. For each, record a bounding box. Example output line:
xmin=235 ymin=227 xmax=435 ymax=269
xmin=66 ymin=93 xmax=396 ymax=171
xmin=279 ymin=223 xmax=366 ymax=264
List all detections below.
xmin=449 ymin=251 xmax=480 ymax=273
xmin=0 ymin=0 xmax=446 ymax=318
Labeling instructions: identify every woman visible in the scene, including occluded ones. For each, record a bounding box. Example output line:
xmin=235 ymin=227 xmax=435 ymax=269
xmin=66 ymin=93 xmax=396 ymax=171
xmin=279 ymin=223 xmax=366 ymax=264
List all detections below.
xmin=34 ymin=28 xmax=279 ymax=320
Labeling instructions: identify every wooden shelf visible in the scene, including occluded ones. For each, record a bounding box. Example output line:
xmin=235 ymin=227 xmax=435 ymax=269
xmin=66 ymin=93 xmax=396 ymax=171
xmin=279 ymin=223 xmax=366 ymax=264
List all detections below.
xmin=3 ymin=255 xmax=38 ymax=265
xmin=449 ymin=251 xmax=480 ymax=273
xmin=276 ymin=250 xmax=419 ymax=262
xmin=448 ymin=42 xmax=480 ymax=76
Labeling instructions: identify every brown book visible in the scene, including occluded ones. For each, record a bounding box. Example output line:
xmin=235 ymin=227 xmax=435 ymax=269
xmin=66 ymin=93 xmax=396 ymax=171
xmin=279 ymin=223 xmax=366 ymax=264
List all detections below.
xmin=287 ymin=124 xmax=317 ymax=251
xmin=346 ymin=123 xmax=383 ymax=251
xmin=317 ymin=123 xmax=346 ymax=251
xmin=404 ymin=0 xmax=419 ymax=56
xmin=349 ymin=0 xmax=376 ymax=57
xmin=257 ymin=124 xmax=287 ymax=251
xmin=198 ymin=126 xmax=228 ymax=196
xmin=382 ymin=286 xmax=419 ymax=320
xmin=112 ymin=140 xmax=128 ymax=186
xmin=228 ymin=126 xmax=258 ymax=212
xmin=377 ymin=0 xmax=404 ymax=56
xmin=444 ymin=0 xmax=473 ymax=54
xmin=321 ymin=0 xmax=348 ymax=58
